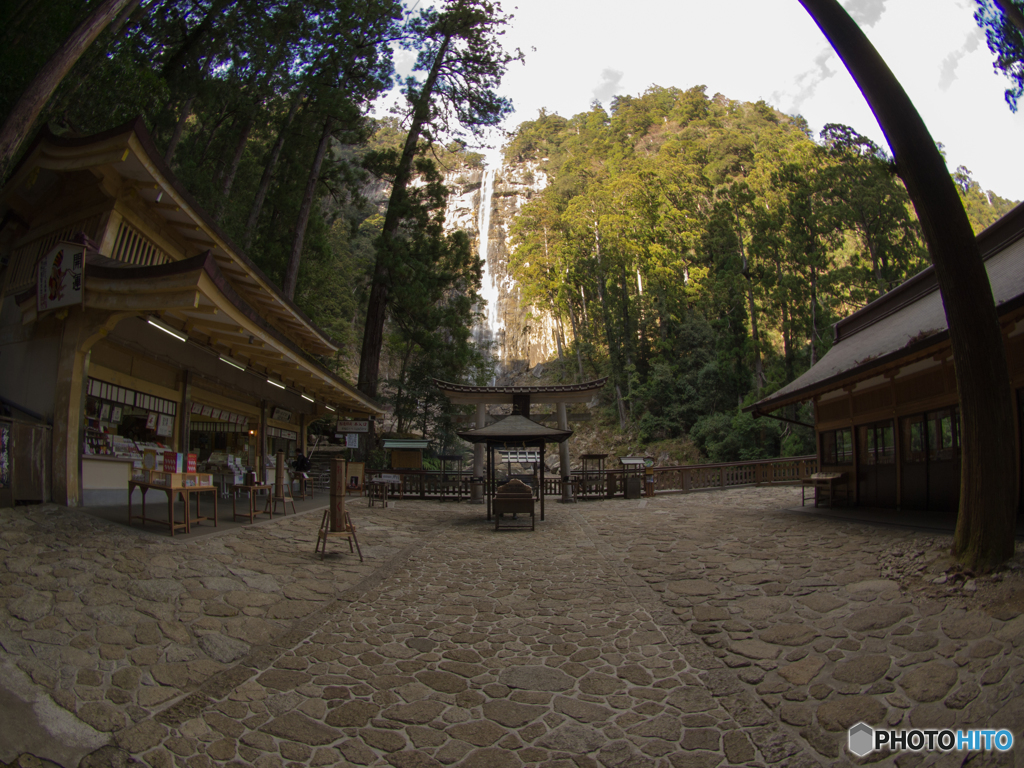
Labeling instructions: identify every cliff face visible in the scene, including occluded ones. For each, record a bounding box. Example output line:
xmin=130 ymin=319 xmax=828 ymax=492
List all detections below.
xmin=444 ymin=158 xmax=562 ymax=379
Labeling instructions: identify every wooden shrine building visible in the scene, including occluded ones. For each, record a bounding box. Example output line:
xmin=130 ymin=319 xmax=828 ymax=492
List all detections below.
xmin=0 ymin=120 xmax=383 ymax=506
xmin=748 ymin=201 xmax=1024 ymax=514
xmin=435 ymin=378 xmax=607 ymax=503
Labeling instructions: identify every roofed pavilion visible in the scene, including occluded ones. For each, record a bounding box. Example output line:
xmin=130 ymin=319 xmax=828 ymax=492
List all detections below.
xmin=435 ymin=378 xmax=607 ymax=503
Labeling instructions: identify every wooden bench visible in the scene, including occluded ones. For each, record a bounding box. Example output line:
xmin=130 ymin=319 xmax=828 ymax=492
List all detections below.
xmin=802 ymin=472 xmax=848 ymax=509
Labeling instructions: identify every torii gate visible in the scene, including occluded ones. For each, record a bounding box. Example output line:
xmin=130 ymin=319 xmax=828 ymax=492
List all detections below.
xmin=434 ymin=378 xmax=607 ymax=503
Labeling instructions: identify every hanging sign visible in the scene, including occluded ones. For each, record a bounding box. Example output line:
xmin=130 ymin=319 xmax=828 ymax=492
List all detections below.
xmin=37 ymin=242 xmax=85 ymax=313
xmin=271 ymin=407 xmax=292 ymax=422
xmin=337 ymin=420 xmax=369 ymax=433
xmin=345 ymin=434 xmax=359 ymax=449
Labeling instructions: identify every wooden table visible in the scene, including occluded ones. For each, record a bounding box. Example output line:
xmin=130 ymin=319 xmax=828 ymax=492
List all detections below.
xmin=127 ymin=480 xmax=190 ymax=536
xmin=184 ymin=486 xmax=218 ymax=530
xmin=231 ymin=484 xmax=272 ymax=523
xmin=801 ymin=473 xmax=847 ymax=509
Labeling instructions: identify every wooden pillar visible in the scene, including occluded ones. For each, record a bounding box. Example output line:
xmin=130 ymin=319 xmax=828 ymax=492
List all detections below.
xmin=259 ymin=400 xmax=268 ymax=484
xmin=52 ymin=307 xmax=126 ymax=506
xmin=471 ymin=404 xmax=485 ymax=504
xmin=299 ymin=413 xmax=308 ymax=457
xmin=178 ymin=369 xmax=191 ymax=455
xmin=557 ymin=402 xmax=572 ymax=503
xmin=274 ymin=449 xmax=285 ymax=499
xmin=539 ymin=442 xmax=545 ymax=521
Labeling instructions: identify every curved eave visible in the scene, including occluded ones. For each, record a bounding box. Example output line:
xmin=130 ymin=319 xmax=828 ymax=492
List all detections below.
xmin=457 ymin=415 xmax=573 ymax=445
xmin=20 ymin=252 xmax=383 ymax=416
xmin=8 ymin=120 xmax=341 ymax=357
xmin=435 ymin=377 xmax=608 ymax=405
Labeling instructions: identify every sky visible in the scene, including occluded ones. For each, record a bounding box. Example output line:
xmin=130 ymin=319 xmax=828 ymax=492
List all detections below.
xmin=396 ymin=0 xmax=1024 ymax=200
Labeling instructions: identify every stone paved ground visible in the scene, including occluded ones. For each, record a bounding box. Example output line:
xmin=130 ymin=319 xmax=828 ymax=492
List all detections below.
xmin=2 ymin=488 xmax=1024 ymax=768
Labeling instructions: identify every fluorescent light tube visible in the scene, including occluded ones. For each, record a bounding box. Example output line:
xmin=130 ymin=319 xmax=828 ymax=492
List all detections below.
xmin=219 ymin=355 xmax=245 ymax=371
xmin=301 ymin=393 xmax=314 ymax=402
xmin=267 ymin=378 xmax=286 ymax=389
xmin=148 ymin=316 xmax=186 ymax=342
xmin=325 ymin=405 xmax=336 ymax=412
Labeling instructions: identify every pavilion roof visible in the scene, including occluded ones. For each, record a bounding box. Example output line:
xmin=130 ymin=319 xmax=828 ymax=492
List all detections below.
xmin=457 ymin=415 xmax=572 ymax=445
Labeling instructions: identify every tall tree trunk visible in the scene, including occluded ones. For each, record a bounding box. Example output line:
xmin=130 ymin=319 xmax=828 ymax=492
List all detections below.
xmin=3 ymin=0 xmax=46 ymax=48
xmin=567 ymin=301 xmax=584 ymax=382
xmin=282 ymin=116 xmax=333 ymax=301
xmin=0 ymin=0 xmax=140 ymax=179
xmin=160 ymin=0 xmax=234 ymax=80
xmin=216 ymin=116 xmax=253 ymax=222
xmin=358 ymin=31 xmax=453 ymax=398
xmin=615 ymin=384 xmax=628 ymax=432
xmin=809 ymin=265 xmax=818 ymax=367
xmin=745 ymin=280 xmax=765 ymax=390
xmin=244 ymin=89 xmax=302 ymax=249
xmin=553 ymin=311 xmax=564 ymax=362
xmin=164 ymin=95 xmax=195 ymax=164
xmin=800 ymin=0 xmax=1017 ymax=571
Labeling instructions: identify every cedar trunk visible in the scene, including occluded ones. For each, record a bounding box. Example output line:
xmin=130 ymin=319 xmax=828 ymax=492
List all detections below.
xmin=216 ymin=116 xmax=253 ymax=220
xmin=357 ymin=33 xmax=453 ymax=399
xmin=282 ymin=117 xmax=333 ymax=301
xmin=0 ymin=0 xmax=140 ymax=178
xmin=244 ymin=91 xmax=302 ymax=249
xmin=799 ymin=0 xmax=1016 ymax=570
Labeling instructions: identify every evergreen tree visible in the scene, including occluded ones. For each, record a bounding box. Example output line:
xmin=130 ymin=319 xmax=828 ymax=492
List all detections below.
xmin=357 ymin=0 xmax=522 ymax=400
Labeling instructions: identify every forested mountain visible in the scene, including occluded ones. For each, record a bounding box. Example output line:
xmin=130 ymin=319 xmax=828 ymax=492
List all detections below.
xmin=502 ymin=86 xmax=1018 ymax=461
xmin=1 ymin=2 xmax=1018 ymax=464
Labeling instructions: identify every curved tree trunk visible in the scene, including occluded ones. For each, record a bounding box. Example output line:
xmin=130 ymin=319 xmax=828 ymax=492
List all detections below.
xmin=357 ymin=32 xmax=453 ymax=399
xmin=243 ymin=91 xmax=302 ymax=250
xmin=282 ymin=116 xmax=333 ymax=301
xmin=215 ymin=116 xmax=253 ymax=222
xmin=0 ymin=0 xmax=140 ymax=179
xmin=164 ymin=95 xmax=195 ymax=164
xmin=799 ymin=0 xmax=1017 ymax=571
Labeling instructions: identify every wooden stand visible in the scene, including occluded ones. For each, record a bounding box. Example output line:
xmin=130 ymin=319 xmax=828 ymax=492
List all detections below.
xmin=271 ymin=449 xmax=296 ymax=515
xmin=316 ymin=457 xmax=362 ymax=561
xmin=231 ymin=483 xmax=272 ymax=522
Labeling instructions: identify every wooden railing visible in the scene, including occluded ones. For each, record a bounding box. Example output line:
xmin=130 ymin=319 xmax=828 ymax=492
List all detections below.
xmin=364 ymin=455 xmax=816 ymax=501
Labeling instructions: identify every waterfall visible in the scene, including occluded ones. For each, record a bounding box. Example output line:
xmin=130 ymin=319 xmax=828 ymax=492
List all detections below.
xmin=474 ymin=166 xmax=503 ymax=372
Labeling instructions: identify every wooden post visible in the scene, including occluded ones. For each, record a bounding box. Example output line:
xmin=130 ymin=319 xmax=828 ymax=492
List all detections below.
xmin=259 ymin=400 xmax=268 ymax=484
xmin=558 ymin=402 xmax=572 ymax=503
xmin=330 ymin=456 xmax=346 ymax=530
xmin=275 ymin=449 xmax=285 ymax=499
xmin=472 ymin=404 xmax=485 ymax=504
xmin=178 ymin=369 xmax=191 ymax=454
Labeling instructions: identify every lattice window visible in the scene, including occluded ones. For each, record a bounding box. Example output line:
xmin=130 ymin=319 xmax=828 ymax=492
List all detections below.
xmin=109 ymin=220 xmax=169 ymax=266
xmin=2 ymin=213 xmax=104 ymax=294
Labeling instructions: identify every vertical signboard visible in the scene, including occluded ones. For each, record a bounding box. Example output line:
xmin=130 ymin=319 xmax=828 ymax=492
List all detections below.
xmin=37 ymin=242 xmax=85 ymax=313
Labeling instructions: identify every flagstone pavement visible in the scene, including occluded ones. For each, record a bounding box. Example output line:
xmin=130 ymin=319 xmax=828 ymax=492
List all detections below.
xmin=1 ymin=488 xmax=1023 ymax=768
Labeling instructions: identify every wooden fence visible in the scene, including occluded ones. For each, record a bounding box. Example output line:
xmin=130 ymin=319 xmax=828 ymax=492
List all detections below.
xmin=365 ymin=455 xmax=816 ymax=501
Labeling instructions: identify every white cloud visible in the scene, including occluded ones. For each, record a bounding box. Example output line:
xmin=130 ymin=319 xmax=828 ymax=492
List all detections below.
xmin=842 ymin=0 xmax=889 ymax=26
xmin=775 ymin=48 xmax=838 ymax=116
xmin=938 ymin=28 xmax=984 ymax=91
xmin=592 ymin=69 xmax=624 ymax=106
